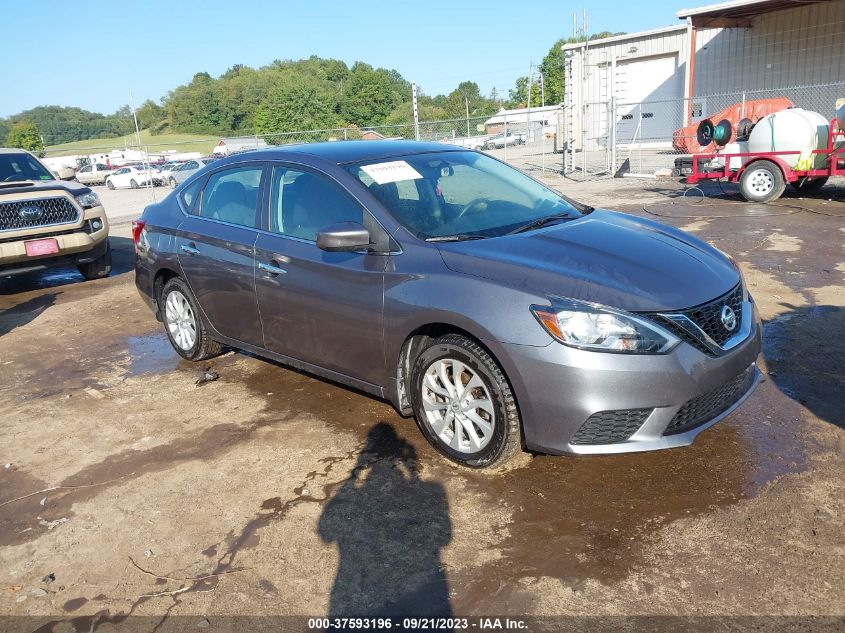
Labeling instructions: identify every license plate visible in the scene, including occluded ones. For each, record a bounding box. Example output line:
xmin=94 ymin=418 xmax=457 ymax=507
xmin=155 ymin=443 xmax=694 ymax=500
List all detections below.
xmin=24 ymin=238 xmax=59 ymax=257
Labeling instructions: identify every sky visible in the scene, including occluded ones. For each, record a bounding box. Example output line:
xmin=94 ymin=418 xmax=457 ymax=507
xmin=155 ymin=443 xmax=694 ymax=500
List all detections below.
xmin=0 ymin=0 xmax=695 ymax=117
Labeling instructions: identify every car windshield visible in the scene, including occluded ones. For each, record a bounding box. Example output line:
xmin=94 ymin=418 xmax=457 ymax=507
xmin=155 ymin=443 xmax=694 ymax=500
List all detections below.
xmin=346 ymin=151 xmax=583 ymax=239
xmin=0 ymin=153 xmax=54 ymax=182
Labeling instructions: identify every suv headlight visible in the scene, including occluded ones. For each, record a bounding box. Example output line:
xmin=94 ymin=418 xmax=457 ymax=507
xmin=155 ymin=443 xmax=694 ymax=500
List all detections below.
xmin=530 ymin=298 xmax=680 ymax=354
xmin=75 ymin=191 xmax=101 ymax=209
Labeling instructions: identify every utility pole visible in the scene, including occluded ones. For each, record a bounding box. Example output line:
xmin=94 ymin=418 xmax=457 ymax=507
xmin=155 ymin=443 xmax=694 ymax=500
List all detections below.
xmin=129 ymin=91 xmax=142 ymax=148
xmin=465 ymin=95 xmax=470 ymax=139
xmin=412 ymin=82 xmax=420 ymax=141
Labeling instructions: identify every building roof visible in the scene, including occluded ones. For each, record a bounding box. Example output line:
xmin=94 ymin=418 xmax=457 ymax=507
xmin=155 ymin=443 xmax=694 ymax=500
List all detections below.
xmin=218 ymin=137 xmax=268 ymax=148
xmin=561 ymin=25 xmax=687 ymax=51
xmin=677 ymin=0 xmax=832 ymax=26
xmin=484 ymin=105 xmax=562 ymax=125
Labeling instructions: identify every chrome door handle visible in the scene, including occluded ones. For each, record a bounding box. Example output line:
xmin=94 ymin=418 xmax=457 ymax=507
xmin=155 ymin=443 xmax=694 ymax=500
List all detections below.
xmin=179 ymin=244 xmax=200 ymax=255
xmin=258 ymin=261 xmax=287 ymax=275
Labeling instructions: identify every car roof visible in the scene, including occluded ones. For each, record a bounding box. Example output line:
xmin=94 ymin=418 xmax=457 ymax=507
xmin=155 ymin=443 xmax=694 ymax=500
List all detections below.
xmin=217 ymin=140 xmax=466 ymax=166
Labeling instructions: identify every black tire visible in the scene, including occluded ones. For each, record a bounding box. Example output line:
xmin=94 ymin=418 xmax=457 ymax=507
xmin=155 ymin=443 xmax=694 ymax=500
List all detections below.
xmin=130 ymin=179 xmax=139 ymax=189
xmin=169 ymin=177 xmax=177 ymax=188
xmin=106 ymin=179 xmax=115 ymax=190
xmin=739 ymin=160 xmax=785 ymax=203
xmin=790 ymin=176 xmax=828 ymax=194
xmin=411 ymin=334 xmax=522 ymax=468
xmin=77 ymin=242 xmax=112 ymax=280
xmin=160 ymin=277 xmax=222 ymax=361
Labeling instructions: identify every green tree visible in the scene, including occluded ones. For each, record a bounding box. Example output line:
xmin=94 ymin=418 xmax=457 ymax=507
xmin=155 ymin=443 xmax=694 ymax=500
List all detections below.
xmin=254 ymin=85 xmax=339 ymax=141
xmin=6 ymin=121 xmax=43 ymax=152
xmin=136 ymin=100 xmax=166 ymax=133
xmin=341 ymin=63 xmax=402 ymax=127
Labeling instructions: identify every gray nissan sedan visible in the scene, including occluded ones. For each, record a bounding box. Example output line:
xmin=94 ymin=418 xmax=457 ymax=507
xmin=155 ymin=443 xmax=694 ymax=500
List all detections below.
xmin=134 ymin=141 xmax=762 ymax=468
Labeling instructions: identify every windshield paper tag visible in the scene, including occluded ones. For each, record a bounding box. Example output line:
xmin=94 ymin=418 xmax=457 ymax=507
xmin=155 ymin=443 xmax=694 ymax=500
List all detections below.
xmin=361 ymin=160 xmax=423 ymax=185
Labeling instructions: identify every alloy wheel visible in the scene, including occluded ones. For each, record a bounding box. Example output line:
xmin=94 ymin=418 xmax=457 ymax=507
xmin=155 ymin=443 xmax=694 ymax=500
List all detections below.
xmin=164 ymin=290 xmax=197 ymax=351
xmin=421 ymin=358 xmax=496 ymax=453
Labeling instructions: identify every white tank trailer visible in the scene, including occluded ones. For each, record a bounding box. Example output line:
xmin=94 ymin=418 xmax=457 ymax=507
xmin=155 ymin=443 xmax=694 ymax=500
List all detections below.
xmin=713 ymin=107 xmax=837 ymax=170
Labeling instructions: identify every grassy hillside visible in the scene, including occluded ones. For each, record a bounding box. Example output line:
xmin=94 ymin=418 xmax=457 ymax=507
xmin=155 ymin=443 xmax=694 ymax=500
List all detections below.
xmin=45 ymin=130 xmax=219 ymax=156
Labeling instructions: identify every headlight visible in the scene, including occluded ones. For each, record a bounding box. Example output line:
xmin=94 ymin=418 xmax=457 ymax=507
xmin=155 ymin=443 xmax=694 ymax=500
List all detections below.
xmin=530 ymin=298 xmax=680 ymax=354
xmin=75 ymin=192 xmax=101 ymax=209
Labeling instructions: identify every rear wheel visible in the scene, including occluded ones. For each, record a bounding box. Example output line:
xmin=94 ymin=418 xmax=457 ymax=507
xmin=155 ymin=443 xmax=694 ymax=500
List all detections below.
xmin=169 ymin=177 xmax=177 ymax=188
xmin=739 ymin=160 xmax=785 ymax=203
xmin=130 ymin=179 xmax=139 ymax=189
xmin=411 ymin=334 xmax=522 ymax=468
xmin=790 ymin=176 xmax=828 ymax=194
xmin=160 ymin=277 xmax=221 ymax=361
xmin=77 ymin=242 xmax=112 ymax=280
xmin=106 ymin=179 xmax=115 ymax=190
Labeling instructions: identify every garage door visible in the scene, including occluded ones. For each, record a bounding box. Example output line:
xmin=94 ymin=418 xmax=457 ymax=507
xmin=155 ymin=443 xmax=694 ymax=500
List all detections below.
xmin=615 ymin=54 xmax=683 ymax=146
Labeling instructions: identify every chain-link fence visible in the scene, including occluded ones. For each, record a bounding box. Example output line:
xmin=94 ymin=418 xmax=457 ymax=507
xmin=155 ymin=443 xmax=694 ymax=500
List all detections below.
xmin=40 ymin=112 xmax=563 ymax=180
xmin=560 ymin=81 xmax=845 ymax=179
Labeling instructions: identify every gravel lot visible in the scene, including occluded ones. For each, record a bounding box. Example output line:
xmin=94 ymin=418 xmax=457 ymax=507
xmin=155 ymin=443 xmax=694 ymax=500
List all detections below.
xmin=0 ymin=176 xmax=843 ymax=630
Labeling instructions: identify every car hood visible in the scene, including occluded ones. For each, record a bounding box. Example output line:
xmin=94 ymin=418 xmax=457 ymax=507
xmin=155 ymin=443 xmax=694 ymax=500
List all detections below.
xmin=0 ymin=179 xmax=92 ymax=195
xmin=436 ymin=210 xmax=740 ymax=312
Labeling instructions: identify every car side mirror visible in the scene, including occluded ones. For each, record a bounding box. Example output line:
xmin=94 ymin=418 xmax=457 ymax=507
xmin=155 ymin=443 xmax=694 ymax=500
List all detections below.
xmin=316 ymin=221 xmax=371 ymax=252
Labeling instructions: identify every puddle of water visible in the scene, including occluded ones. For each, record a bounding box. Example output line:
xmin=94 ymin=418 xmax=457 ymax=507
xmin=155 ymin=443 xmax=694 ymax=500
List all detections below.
xmin=126 ymin=333 xmax=183 ymax=376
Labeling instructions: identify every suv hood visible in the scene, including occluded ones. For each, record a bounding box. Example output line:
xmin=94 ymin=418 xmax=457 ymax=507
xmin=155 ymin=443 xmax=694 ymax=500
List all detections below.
xmin=436 ymin=210 xmax=740 ymax=312
xmin=0 ymin=179 xmax=91 ymax=196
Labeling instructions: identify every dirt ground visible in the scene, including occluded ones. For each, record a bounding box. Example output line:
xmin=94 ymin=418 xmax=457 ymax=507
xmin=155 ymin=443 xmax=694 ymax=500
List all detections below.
xmin=0 ymin=176 xmax=843 ymax=631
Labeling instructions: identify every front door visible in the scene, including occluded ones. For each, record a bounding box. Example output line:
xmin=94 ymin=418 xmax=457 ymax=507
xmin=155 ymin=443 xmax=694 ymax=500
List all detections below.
xmin=176 ymin=162 xmax=266 ymax=347
xmin=254 ymin=165 xmax=387 ymax=386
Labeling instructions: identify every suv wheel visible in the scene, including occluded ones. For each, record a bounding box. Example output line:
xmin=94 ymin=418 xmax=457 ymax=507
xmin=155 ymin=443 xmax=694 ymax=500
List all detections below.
xmin=77 ymin=242 xmax=112 ymax=280
xmin=411 ymin=334 xmax=522 ymax=468
xmin=160 ymin=277 xmax=222 ymax=361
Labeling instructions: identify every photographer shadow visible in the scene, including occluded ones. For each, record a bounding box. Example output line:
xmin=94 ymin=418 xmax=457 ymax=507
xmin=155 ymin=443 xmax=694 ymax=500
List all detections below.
xmin=318 ymin=422 xmax=453 ymax=620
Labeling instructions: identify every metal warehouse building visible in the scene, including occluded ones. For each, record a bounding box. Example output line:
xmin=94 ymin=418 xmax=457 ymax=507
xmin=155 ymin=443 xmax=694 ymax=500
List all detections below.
xmin=563 ymin=0 xmax=845 ymax=175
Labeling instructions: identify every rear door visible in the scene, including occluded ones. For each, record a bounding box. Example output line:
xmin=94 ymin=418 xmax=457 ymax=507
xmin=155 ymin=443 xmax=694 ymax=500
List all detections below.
xmin=254 ymin=164 xmax=387 ymax=386
xmin=176 ymin=162 xmax=267 ymax=347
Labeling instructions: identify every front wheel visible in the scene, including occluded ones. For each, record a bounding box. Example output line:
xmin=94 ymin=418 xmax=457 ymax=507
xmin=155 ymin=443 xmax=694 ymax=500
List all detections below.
xmin=160 ymin=277 xmax=222 ymax=361
xmin=130 ymin=179 xmax=139 ymax=189
xmin=411 ymin=334 xmax=522 ymax=468
xmin=739 ymin=161 xmax=785 ymax=203
xmin=77 ymin=242 xmax=112 ymax=280
xmin=106 ymin=179 xmax=115 ymax=190
xmin=169 ymin=177 xmax=177 ymax=188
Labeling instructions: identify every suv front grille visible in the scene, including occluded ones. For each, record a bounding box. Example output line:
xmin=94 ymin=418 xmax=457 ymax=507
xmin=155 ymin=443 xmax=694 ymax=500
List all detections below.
xmin=664 ymin=367 xmax=755 ymax=435
xmin=649 ymin=284 xmax=744 ymax=355
xmin=0 ymin=197 xmax=80 ymax=232
xmin=570 ymin=408 xmax=652 ymax=445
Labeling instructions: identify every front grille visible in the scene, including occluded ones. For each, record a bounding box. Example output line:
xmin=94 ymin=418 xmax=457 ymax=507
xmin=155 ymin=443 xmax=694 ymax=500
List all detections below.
xmin=570 ymin=408 xmax=652 ymax=445
xmin=649 ymin=284 xmax=744 ymax=355
xmin=0 ymin=197 xmax=80 ymax=232
xmin=664 ymin=367 xmax=755 ymax=435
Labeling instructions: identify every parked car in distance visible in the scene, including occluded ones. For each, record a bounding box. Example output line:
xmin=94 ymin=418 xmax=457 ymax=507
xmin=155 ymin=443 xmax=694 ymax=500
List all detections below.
xmin=169 ymin=157 xmax=216 ymax=188
xmin=106 ymin=165 xmax=162 ymax=190
xmin=75 ymin=163 xmax=114 ymax=185
xmin=483 ymin=131 xmax=526 ymax=150
xmin=157 ymin=162 xmax=184 ymax=185
xmin=134 ymin=141 xmax=761 ymax=468
xmin=0 ymin=148 xmax=111 ymax=280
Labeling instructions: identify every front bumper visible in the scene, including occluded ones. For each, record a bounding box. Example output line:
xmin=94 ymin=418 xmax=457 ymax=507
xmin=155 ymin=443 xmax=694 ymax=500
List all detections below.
xmin=0 ymin=205 xmax=109 ymax=276
xmin=498 ymin=301 xmax=763 ymax=455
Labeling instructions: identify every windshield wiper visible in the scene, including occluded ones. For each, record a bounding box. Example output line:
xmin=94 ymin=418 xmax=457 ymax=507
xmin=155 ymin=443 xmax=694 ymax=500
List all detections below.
xmin=425 ymin=234 xmax=488 ymax=242
xmin=506 ymin=212 xmax=575 ymax=235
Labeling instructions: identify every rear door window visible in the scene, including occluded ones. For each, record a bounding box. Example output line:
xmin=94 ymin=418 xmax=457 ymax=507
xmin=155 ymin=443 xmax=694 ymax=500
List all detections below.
xmin=198 ymin=165 xmax=264 ymax=228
